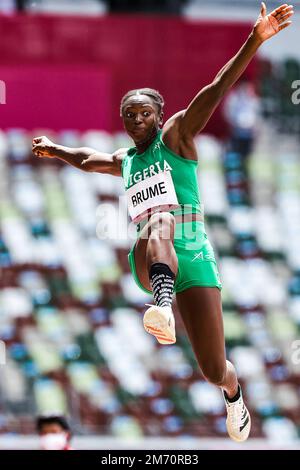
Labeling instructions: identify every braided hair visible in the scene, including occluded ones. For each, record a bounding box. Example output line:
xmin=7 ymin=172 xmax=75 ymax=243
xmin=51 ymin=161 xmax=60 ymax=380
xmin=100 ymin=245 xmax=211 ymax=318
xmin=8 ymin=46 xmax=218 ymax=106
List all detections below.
xmin=120 ymin=88 xmax=165 ymax=116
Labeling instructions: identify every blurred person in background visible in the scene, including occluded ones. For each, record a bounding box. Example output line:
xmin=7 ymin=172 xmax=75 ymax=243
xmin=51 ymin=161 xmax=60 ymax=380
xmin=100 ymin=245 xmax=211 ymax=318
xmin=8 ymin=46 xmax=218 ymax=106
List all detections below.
xmin=223 ymin=79 xmax=260 ymax=158
xmin=32 ymin=3 xmax=293 ymax=443
xmin=37 ymin=414 xmax=73 ymax=450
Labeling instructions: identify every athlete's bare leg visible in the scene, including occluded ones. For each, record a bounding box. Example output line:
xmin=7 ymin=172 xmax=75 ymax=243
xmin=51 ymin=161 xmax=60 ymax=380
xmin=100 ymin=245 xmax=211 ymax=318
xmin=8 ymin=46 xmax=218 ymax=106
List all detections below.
xmin=176 ymin=286 xmax=238 ymax=398
xmin=133 ymin=212 xmax=178 ymax=344
xmin=133 ymin=212 xmax=178 ymax=291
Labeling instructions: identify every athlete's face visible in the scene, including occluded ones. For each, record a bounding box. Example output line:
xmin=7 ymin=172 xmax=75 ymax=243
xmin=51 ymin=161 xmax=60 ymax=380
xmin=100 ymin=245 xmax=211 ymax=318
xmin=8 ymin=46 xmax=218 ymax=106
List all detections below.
xmin=122 ymin=95 xmax=163 ymax=143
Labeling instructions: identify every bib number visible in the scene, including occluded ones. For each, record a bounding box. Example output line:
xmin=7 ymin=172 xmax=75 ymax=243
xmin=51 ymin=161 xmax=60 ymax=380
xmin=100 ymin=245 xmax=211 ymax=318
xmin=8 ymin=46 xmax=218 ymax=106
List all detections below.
xmin=126 ymin=171 xmax=179 ymax=223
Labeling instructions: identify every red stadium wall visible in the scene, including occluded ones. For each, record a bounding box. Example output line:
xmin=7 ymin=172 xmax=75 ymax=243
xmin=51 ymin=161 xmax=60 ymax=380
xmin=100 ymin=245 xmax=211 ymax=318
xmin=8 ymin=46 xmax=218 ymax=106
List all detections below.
xmin=0 ymin=14 xmax=257 ymax=137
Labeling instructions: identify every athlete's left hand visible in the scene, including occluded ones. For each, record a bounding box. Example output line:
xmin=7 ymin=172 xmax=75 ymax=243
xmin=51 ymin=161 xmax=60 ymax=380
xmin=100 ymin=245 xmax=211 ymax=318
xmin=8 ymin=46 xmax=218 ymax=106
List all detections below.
xmin=253 ymin=2 xmax=294 ymax=42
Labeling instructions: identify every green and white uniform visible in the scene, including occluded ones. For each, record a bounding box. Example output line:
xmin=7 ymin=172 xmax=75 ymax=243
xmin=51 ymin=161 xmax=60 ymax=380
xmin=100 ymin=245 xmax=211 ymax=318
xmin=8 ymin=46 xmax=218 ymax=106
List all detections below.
xmin=121 ymin=130 xmax=222 ymax=293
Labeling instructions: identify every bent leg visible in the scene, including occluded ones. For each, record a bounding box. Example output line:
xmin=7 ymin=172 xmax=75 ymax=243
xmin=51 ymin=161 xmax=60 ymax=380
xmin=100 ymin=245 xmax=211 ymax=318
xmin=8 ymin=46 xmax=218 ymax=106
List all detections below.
xmin=145 ymin=212 xmax=178 ymax=274
xmin=176 ymin=286 xmax=238 ymax=398
xmin=133 ymin=212 xmax=178 ymax=291
xmin=132 ymin=212 xmax=179 ymax=344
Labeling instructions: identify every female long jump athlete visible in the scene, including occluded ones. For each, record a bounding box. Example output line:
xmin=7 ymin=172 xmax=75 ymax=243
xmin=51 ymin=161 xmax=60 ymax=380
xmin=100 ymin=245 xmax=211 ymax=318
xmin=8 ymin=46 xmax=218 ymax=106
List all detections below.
xmin=32 ymin=3 xmax=293 ymax=442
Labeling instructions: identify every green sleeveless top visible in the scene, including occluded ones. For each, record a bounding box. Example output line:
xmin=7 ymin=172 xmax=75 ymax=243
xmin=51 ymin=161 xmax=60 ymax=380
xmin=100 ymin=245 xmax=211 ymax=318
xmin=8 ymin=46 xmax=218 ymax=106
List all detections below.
xmin=121 ymin=130 xmax=202 ymax=227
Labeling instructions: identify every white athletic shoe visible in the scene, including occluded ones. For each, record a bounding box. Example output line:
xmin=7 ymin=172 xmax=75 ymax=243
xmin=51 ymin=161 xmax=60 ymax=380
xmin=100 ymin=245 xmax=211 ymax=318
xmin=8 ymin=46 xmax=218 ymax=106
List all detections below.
xmin=143 ymin=304 xmax=176 ymax=345
xmin=223 ymin=385 xmax=251 ymax=442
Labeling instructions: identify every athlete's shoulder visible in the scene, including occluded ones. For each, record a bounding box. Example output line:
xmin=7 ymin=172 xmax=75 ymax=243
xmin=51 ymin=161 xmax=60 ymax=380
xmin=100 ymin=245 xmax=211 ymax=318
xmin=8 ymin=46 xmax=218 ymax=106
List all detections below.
xmin=161 ymin=111 xmax=198 ymax=162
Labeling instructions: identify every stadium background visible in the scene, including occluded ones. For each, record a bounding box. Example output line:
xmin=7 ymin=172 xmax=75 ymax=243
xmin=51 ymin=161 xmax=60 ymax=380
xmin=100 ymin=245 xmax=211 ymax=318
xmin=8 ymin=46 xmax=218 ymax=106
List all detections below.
xmin=0 ymin=0 xmax=300 ymax=450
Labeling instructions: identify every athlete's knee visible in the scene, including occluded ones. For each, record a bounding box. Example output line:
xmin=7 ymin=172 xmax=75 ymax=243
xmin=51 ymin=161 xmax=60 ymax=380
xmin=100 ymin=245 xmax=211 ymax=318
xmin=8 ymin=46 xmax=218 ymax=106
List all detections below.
xmin=202 ymin=363 xmax=226 ymax=386
xmin=150 ymin=211 xmax=175 ymax=228
xmin=149 ymin=212 xmax=176 ymax=238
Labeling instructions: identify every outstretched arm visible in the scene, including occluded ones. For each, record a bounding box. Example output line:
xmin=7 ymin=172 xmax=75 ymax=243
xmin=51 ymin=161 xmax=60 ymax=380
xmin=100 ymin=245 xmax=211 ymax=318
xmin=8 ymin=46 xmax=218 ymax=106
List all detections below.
xmin=32 ymin=136 xmax=126 ymax=176
xmin=179 ymin=2 xmax=294 ymax=138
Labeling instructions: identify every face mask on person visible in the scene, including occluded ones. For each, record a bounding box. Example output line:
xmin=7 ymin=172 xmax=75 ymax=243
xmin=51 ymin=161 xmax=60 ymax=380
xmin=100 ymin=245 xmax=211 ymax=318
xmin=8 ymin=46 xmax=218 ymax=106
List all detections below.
xmin=40 ymin=432 xmax=68 ymax=450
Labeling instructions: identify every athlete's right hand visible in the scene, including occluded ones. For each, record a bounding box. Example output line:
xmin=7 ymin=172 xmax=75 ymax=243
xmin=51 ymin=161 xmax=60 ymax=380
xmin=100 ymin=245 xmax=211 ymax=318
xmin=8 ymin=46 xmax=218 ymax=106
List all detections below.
xmin=32 ymin=136 xmax=55 ymax=158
